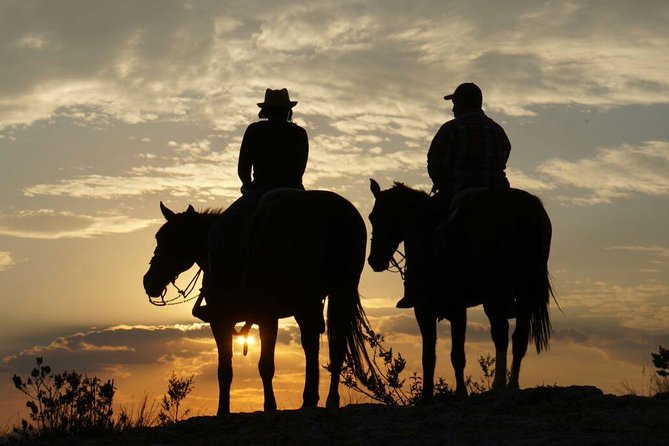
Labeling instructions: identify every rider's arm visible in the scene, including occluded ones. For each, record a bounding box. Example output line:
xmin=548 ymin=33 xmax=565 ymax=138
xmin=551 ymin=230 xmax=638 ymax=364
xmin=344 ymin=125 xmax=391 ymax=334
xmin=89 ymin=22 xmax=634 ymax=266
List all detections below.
xmin=295 ymin=127 xmax=309 ymax=179
xmin=238 ymin=126 xmax=253 ymax=187
xmin=427 ymin=124 xmax=452 ymax=192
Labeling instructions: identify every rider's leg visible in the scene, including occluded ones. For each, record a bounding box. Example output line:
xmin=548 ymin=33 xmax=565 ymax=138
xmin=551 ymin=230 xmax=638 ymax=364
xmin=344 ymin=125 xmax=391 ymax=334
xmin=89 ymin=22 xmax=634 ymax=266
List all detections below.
xmin=194 ymin=192 xmax=262 ymax=322
xmin=396 ymin=192 xmax=451 ymax=309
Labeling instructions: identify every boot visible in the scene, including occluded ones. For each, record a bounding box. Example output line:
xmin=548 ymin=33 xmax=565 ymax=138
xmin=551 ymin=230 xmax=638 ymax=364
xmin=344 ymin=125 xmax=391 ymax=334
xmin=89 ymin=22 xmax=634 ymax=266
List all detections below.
xmin=192 ymin=292 xmax=215 ymax=322
xmin=396 ymin=270 xmax=417 ymax=309
xmin=395 ymin=294 xmax=414 ymax=309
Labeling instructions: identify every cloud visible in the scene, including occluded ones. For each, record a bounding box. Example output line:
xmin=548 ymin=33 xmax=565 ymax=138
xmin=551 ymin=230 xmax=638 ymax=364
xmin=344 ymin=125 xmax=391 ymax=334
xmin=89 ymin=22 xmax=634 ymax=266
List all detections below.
xmin=557 ymin=278 xmax=669 ymax=332
xmin=22 ymin=137 xmax=243 ymax=201
xmin=606 ymin=245 xmax=668 ymax=274
xmin=1 ymin=1 xmax=667 ymax=133
xmin=22 ymin=135 xmax=429 ymax=201
xmin=607 ymin=245 xmax=669 ymax=259
xmin=0 ymin=251 xmax=14 ymax=272
xmin=537 ymin=140 xmax=669 ymax=204
xmin=1 ymin=323 xmax=213 ymax=372
xmin=1 ymin=322 xmax=305 ymax=376
xmin=506 ymin=167 xmax=556 ymax=194
xmin=0 ymin=209 xmax=158 ymax=239
xmin=4 ymin=2 xmax=669 ymax=212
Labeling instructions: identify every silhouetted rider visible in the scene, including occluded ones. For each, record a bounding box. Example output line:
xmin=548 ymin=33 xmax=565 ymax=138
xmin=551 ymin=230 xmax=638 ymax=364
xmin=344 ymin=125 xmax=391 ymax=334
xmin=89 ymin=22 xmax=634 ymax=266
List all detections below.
xmin=238 ymin=89 xmax=308 ymax=193
xmin=397 ymin=82 xmax=511 ymax=309
xmin=196 ymin=88 xmax=308 ymax=321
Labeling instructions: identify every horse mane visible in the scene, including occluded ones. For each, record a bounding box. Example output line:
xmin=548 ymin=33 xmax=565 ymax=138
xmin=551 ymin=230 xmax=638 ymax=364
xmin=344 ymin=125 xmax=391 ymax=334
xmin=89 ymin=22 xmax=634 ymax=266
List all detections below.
xmin=389 ymin=182 xmax=430 ymax=205
xmin=197 ymin=207 xmax=226 ymax=216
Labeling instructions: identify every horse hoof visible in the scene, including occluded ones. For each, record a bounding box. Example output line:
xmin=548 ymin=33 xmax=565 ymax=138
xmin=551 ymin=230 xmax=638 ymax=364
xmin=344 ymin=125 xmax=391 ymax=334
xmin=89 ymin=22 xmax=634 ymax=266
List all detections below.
xmin=455 ymin=389 xmax=469 ymax=399
xmin=325 ymin=396 xmax=340 ymax=408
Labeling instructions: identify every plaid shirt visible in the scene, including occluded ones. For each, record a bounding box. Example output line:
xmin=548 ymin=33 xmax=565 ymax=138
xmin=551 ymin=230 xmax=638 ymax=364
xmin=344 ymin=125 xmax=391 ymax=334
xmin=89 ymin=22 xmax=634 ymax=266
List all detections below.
xmin=427 ymin=111 xmax=510 ymax=194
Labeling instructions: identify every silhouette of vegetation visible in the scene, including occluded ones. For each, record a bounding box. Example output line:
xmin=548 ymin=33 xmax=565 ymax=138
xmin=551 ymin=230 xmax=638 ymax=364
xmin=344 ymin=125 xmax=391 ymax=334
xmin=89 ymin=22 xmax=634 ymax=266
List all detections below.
xmin=651 ymin=345 xmax=669 ymax=394
xmin=333 ymin=328 xmax=437 ymax=406
xmin=11 ymin=357 xmax=116 ymax=438
xmin=616 ymin=346 xmax=669 ymax=397
xmin=334 ymin=327 xmax=508 ymax=406
xmin=158 ymin=372 xmax=195 ymax=425
xmin=8 ymin=358 xmax=197 ymax=442
xmin=116 ymin=393 xmax=159 ymax=430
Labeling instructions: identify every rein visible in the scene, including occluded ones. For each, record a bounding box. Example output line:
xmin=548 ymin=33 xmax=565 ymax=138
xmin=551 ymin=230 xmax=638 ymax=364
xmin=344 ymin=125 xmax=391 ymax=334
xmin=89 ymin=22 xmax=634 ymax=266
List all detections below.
xmin=147 ymin=268 xmax=254 ymax=356
xmin=388 ymin=249 xmax=407 ymax=280
xmin=148 ymin=268 xmax=203 ymax=307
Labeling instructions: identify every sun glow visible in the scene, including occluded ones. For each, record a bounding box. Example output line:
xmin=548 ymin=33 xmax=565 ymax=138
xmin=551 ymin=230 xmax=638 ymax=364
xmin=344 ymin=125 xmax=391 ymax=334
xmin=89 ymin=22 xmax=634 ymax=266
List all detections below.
xmin=236 ymin=335 xmax=256 ymax=347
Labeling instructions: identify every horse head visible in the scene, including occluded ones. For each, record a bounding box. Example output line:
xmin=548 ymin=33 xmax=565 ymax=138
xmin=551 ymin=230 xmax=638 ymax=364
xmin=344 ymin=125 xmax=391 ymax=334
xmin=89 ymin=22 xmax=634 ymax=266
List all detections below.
xmin=143 ymin=202 xmax=203 ymax=297
xmin=367 ymin=178 xmax=407 ymax=272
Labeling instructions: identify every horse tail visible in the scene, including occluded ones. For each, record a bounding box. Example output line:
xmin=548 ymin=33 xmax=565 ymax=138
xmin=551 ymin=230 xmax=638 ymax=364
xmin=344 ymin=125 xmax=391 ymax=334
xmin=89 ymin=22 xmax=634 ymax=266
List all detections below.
xmin=520 ymin=196 xmax=554 ymax=353
xmin=326 ymin=286 xmax=376 ymax=383
xmin=325 ymin=197 xmax=378 ymax=385
xmin=527 ymin=269 xmax=553 ymax=353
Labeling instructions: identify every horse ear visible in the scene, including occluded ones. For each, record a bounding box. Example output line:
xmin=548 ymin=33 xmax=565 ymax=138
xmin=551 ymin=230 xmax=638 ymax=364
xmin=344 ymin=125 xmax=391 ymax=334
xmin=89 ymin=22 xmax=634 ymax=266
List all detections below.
xmin=370 ymin=178 xmax=381 ymax=198
xmin=160 ymin=201 xmax=176 ymax=221
xmin=186 ymin=205 xmax=196 ymax=214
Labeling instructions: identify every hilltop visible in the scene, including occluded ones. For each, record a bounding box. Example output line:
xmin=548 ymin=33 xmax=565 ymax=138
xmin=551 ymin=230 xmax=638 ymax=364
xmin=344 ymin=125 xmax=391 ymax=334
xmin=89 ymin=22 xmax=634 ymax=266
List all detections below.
xmin=14 ymin=386 xmax=669 ymax=445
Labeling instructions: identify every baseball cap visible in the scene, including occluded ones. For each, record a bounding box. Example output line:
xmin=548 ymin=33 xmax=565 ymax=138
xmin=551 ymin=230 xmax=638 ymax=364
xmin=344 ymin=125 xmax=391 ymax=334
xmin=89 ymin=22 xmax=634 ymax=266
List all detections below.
xmin=444 ymin=82 xmax=483 ymax=107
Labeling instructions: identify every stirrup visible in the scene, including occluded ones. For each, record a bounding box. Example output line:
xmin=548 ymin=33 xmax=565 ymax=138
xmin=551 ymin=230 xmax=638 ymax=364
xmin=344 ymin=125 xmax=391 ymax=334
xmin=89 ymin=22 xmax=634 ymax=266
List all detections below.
xmin=396 ymin=295 xmax=415 ymax=309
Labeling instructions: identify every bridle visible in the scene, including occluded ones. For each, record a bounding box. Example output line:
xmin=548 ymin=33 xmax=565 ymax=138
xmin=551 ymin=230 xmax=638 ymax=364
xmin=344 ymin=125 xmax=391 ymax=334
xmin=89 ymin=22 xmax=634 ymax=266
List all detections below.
xmin=388 ymin=249 xmax=407 ymax=280
xmin=147 ymin=268 xmax=203 ymax=307
xmin=146 ymin=265 xmax=254 ymax=356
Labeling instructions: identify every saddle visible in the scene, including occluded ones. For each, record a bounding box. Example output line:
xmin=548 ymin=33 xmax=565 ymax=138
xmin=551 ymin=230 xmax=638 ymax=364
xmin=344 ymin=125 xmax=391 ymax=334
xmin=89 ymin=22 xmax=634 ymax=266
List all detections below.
xmin=238 ymin=188 xmax=307 ymax=318
xmin=432 ymin=186 xmax=517 ymax=319
xmin=441 ymin=187 xmax=489 ymax=229
xmin=256 ymin=187 xmax=303 ymax=209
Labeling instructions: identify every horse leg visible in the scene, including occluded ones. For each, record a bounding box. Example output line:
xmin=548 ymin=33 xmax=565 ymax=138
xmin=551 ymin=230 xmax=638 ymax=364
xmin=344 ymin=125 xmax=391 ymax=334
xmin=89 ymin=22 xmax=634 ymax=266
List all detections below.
xmin=415 ymin=306 xmax=437 ymax=401
xmin=450 ymin=307 xmax=468 ymax=397
xmin=509 ymin=313 xmax=530 ymax=389
xmin=325 ymin=326 xmax=345 ymax=409
xmin=210 ymin=321 xmax=233 ymax=415
xmin=258 ymin=319 xmax=278 ymax=411
xmin=296 ymin=313 xmax=321 ymax=408
xmin=484 ymin=303 xmax=509 ymax=390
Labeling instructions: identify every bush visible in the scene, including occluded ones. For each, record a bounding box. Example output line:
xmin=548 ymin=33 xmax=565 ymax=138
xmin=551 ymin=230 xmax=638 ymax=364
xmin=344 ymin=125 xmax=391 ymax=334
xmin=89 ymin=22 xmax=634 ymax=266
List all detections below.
xmin=157 ymin=372 xmax=195 ymax=425
xmin=11 ymin=357 xmax=116 ymax=437
xmin=651 ymin=345 xmax=669 ymax=395
xmin=116 ymin=393 xmax=159 ymax=430
xmin=8 ymin=358 xmax=197 ymax=442
xmin=334 ymin=327 xmax=499 ymax=406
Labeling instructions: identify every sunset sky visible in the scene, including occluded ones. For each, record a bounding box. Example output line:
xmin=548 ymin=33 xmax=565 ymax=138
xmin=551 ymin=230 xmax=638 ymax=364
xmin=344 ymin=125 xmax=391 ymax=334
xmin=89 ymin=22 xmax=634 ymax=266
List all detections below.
xmin=1 ymin=0 xmax=668 ymax=426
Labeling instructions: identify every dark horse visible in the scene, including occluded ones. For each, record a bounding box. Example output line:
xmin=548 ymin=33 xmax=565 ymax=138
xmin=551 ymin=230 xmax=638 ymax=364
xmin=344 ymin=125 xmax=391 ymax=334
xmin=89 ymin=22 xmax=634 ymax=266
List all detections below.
xmin=367 ymin=179 xmax=553 ymax=398
xmin=143 ymin=191 xmax=372 ymax=414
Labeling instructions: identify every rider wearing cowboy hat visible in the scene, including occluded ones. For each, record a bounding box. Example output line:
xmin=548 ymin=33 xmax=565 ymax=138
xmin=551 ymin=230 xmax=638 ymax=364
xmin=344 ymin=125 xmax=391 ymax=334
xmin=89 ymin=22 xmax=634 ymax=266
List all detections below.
xmin=197 ymin=88 xmax=309 ymax=322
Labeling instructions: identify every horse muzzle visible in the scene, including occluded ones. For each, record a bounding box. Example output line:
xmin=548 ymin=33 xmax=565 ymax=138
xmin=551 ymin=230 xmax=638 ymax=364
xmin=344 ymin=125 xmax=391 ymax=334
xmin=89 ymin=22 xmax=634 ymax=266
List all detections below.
xmin=367 ymin=255 xmax=390 ymax=272
xmin=143 ymin=273 xmax=168 ymax=298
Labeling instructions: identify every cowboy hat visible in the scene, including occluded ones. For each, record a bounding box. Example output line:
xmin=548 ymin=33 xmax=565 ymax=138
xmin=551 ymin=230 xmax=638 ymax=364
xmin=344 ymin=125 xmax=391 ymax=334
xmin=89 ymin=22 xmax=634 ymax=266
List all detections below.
xmin=257 ymin=88 xmax=298 ymax=108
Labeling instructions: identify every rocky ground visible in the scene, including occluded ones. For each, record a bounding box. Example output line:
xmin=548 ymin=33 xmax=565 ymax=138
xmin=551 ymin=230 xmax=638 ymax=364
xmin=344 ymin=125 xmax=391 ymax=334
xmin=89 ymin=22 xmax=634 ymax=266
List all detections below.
xmin=13 ymin=386 xmax=669 ymax=445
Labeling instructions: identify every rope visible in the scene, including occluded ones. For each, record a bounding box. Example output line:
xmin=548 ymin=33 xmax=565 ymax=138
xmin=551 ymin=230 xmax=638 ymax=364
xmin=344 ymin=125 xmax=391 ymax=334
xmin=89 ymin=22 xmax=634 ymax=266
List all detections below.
xmin=147 ymin=268 xmax=202 ymax=307
xmin=388 ymin=249 xmax=407 ymax=280
xmin=147 ymin=268 xmax=255 ymax=356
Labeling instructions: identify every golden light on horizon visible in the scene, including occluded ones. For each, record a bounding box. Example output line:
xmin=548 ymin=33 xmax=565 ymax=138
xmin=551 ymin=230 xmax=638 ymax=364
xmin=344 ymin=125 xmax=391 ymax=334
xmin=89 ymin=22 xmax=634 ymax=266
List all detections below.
xmin=235 ymin=334 xmax=256 ymax=351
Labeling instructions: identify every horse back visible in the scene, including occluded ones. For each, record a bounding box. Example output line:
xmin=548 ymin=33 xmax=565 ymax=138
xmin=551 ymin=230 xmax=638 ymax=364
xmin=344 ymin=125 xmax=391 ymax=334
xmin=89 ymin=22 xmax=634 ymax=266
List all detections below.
xmin=438 ymin=188 xmax=552 ymax=305
xmin=241 ymin=190 xmax=367 ymax=316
